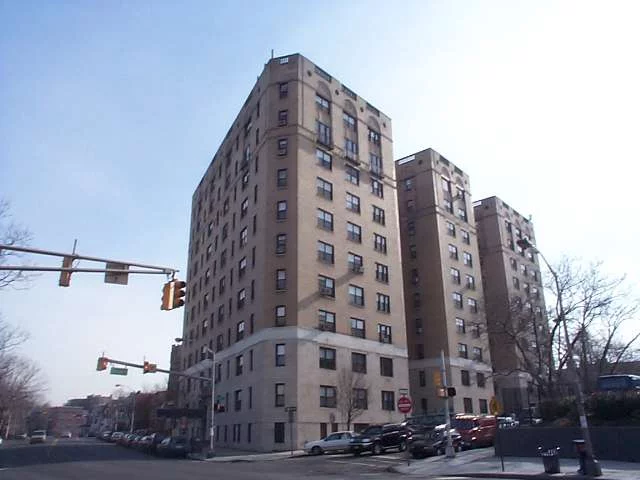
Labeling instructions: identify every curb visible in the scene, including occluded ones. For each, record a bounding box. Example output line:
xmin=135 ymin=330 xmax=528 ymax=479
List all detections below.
xmin=437 ymin=475 xmax=619 ymax=480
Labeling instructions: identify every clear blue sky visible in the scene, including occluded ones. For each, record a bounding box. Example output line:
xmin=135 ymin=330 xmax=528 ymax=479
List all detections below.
xmin=1 ymin=1 xmax=638 ymax=405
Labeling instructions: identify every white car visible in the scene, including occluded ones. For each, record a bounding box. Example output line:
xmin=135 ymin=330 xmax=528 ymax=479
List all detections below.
xmin=29 ymin=430 xmax=47 ymax=444
xmin=304 ymin=431 xmax=354 ymax=455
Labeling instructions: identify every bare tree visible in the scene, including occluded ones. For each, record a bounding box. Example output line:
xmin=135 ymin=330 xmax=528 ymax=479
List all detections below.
xmin=0 ymin=199 xmax=34 ymax=290
xmin=336 ymin=368 xmax=368 ymax=430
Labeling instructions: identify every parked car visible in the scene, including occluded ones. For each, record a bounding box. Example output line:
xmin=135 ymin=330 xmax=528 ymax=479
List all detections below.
xmin=99 ymin=431 xmax=112 ymax=441
xmin=59 ymin=431 xmax=73 ymax=439
xmin=304 ymin=431 xmax=354 ymax=455
xmin=407 ymin=424 xmax=461 ymax=459
xmin=350 ymin=424 xmax=408 ymax=456
xmin=110 ymin=431 xmax=125 ymax=443
xmin=147 ymin=433 xmax=167 ymax=454
xmin=453 ymin=414 xmax=497 ymax=450
xmin=156 ymin=436 xmax=190 ymax=458
xmin=497 ymin=416 xmax=519 ymax=429
xmin=29 ymin=430 xmax=47 ymax=444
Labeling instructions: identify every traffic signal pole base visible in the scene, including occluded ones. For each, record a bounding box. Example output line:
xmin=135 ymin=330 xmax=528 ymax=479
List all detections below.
xmin=580 ymin=457 xmax=602 ymax=477
xmin=445 ymin=445 xmax=456 ymax=458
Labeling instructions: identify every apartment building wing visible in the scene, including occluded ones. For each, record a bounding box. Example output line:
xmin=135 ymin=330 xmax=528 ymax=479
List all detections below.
xmin=395 ymin=148 xmax=494 ymax=416
xmin=473 ymin=196 xmax=548 ymax=415
xmin=178 ymin=53 xmax=409 ymax=452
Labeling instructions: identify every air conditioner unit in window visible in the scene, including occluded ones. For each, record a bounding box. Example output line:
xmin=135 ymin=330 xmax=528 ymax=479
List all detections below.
xmin=350 ymin=264 xmax=364 ymax=273
xmin=320 ymin=287 xmax=333 ymax=296
xmin=278 ymin=148 xmax=287 ymax=156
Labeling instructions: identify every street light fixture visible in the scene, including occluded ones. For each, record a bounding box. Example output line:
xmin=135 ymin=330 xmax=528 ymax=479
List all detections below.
xmin=115 ymin=384 xmax=138 ymax=434
xmin=516 ymin=238 xmax=602 ymax=477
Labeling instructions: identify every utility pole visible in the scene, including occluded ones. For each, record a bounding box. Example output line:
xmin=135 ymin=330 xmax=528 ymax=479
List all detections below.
xmin=441 ymin=350 xmax=455 ymax=458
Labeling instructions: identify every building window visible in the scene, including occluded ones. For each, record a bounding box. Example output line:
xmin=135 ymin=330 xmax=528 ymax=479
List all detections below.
xmin=407 ymin=221 xmax=416 ymax=236
xmin=348 ymin=252 xmax=363 ymax=272
xmin=319 ymin=347 xmax=336 ymax=370
xmin=419 ymin=370 xmax=426 ymax=386
xmin=463 ymin=398 xmax=473 ymax=413
xmin=372 ymin=206 xmax=385 ymax=225
xmin=320 ymin=385 xmax=337 ymax=408
xmin=477 ymin=372 xmax=486 ymax=387
xmin=317 ymin=241 xmax=334 ymax=264
xmin=479 ymin=398 xmax=488 ymax=414
xmin=275 ymin=305 xmax=286 ymax=326
xmin=456 ymin=317 xmax=466 ymax=334
xmin=371 ymin=179 xmax=383 ymax=198
xmin=351 ymin=317 xmax=365 ymax=338
xmin=380 ymin=357 xmax=393 ymax=377
xmin=352 ymin=352 xmax=367 ymax=373
xmin=276 ymin=234 xmax=287 ymax=254
xmin=466 ymin=275 xmax=475 ymax=290
xmin=276 ymin=269 xmax=287 ymax=290
xmin=343 ymin=111 xmax=356 ymax=130
xmin=376 ymin=293 xmax=391 ymax=313
xmin=278 ymin=82 xmax=288 ymax=98
xmin=381 ymin=391 xmax=395 ymax=411
xmin=348 ymin=284 xmax=364 ymax=306
xmin=443 ymin=198 xmax=453 ymax=214
xmin=275 ymin=383 xmax=285 ymax=406
xmin=461 ymin=370 xmax=470 ymax=386
xmin=347 ymin=222 xmax=362 ymax=243
xmin=473 ymin=347 xmax=483 ymax=362
xmin=316 ymin=148 xmax=332 ymax=170
xmin=409 ymin=244 xmax=417 ymax=258
xmin=457 ymin=207 xmax=467 ymax=221
xmin=237 ymin=289 xmax=246 ymax=310
xmin=463 ymin=252 xmax=473 ymax=267
xmin=403 ymin=177 xmax=414 ymax=191
xmin=346 ymin=192 xmax=361 ymax=213
xmin=236 ymin=355 xmax=244 ymax=376
xmin=241 ymin=198 xmax=249 ymax=217
xmin=446 ymin=221 xmax=456 ymax=237
xmin=277 ymin=168 xmax=288 ymax=188
xmin=378 ymin=324 xmax=392 ymax=344
xmin=242 ymin=171 xmax=250 ymax=190
xmin=375 ymin=263 xmax=389 ymax=283
xmin=453 ymin=292 xmax=463 ymax=309
xmin=449 ymin=244 xmax=458 ymax=260
xmin=412 ymin=292 xmax=421 ymax=308
xmin=374 ymin=234 xmax=387 ymax=254
xmin=240 ymin=227 xmax=248 ymax=247
xmin=317 ymin=120 xmax=332 ymax=147
xmin=278 ymin=138 xmax=288 ymax=156
xmin=278 ymin=109 xmax=288 ymax=126
xmin=345 ymin=165 xmax=359 ymax=185
xmin=468 ymin=298 xmax=478 ymax=313
xmin=276 ymin=201 xmax=287 ymax=220
xmin=368 ymin=128 xmax=381 ymax=145
xmin=275 ymin=344 xmax=286 ymax=366
xmin=406 ymin=198 xmax=416 ymax=211
xmin=451 ymin=267 xmax=461 ymax=284
xmin=458 ymin=343 xmax=468 ymax=359
xmin=319 ymin=275 xmax=335 ymax=297
xmin=318 ymin=310 xmax=336 ymax=332
xmin=238 ymin=258 xmax=247 ymax=278
xmin=316 ymin=177 xmax=333 ymax=200
xmin=345 ymin=138 xmax=358 ymax=160
xmin=415 ymin=318 xmax=423 ymax=334
xmin=461 ymin=229 xmax=470 ymax=244
xmin=317 ymin=209 xmax=334 ymax=231
xmin=353 ymin=388 xmax=368 ymax=410
xmin=316 ymin=94 xmax=330 ymax=112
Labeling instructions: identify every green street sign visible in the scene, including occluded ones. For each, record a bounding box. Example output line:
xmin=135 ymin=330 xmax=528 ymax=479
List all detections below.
xmin=110 ymin=367 xmax=128 ymax=376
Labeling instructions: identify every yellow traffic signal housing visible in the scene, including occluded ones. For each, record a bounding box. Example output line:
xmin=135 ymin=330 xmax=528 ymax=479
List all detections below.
xmin=96 ymin=356 xmax=109 ymax=371
xmin=143 ymin=361 xmax=157 ymax=374
xmin=59 ymin=256 xmax=73 ymax=287
xmin=161 ymin=280 xmax=187 ymax=311
xmin=172 ymin=280 xmax=186 ymax=309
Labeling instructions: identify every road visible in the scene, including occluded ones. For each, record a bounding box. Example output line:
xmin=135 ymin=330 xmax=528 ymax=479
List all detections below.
xmin=0 ymin=438 xmax=502 ymax=480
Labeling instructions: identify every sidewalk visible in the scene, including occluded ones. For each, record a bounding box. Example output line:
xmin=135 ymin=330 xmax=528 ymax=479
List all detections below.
xmin=390 ymin=448 xmax=639 ymax=480
xmin=189 ymin=447 xmax=306 ymax=462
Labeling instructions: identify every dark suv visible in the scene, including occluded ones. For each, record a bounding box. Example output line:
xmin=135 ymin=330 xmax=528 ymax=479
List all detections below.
xmin=407 ymin=423 xmax=461 ymax=458
xmin=349 ymin=424 xmax=408 ymax=455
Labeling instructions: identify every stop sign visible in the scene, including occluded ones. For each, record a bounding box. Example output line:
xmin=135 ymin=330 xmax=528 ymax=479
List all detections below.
xmin=397 ymin=395 xmax=412 ymax=414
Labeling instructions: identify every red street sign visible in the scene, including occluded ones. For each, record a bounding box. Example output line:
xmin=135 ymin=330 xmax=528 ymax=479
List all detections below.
xmin=397 ymin=396 xmax=413 ymax=414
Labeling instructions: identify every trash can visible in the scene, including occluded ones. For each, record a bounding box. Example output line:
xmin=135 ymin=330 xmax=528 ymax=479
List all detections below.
xmin=538 ymin=446 xmax=561 ymax=474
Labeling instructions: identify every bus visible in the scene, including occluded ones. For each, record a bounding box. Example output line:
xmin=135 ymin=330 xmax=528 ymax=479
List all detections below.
xmin=596 ymin=374 xmax=640 ymax=392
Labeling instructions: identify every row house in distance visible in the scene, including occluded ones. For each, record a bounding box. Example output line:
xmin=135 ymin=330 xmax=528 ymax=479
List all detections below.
xmin=179 ymin=53 xmax=409 ymax=452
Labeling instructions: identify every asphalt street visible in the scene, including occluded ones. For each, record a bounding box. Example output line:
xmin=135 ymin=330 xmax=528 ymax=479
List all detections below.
xmin=0 ymin=438 xmax=504 ymax=480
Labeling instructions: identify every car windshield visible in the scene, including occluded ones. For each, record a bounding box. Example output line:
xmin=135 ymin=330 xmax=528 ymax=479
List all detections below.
xmin=360 ymin=426 xmax=382 ymax=435
xmin=453 ymin=419 xmax=475 ymax=430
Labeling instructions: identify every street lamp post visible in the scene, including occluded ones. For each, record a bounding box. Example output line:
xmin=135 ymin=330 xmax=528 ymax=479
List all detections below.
xmin=204 ymin=347 xmax=216 ymax=456
xmin=115 ymin=384 xmax=137 ymax=434
xmin=517 ymin=238 xmax=602 ymax=477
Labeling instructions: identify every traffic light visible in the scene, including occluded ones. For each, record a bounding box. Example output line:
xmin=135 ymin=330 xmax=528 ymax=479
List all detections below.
xmin=161 ymin=280 xmax=187 ymax=311
xmin=172 ymin=280 xmax=186 ymax=309
xmin=447 ymin=387 xmax=457 ymax=397
xmin=96 ymin=356 xmax=109 ymax=371
xmin=143 ymin=361 xmax=157 ymax=374
xmin=59 ymin=256 xmax=73 ymax=287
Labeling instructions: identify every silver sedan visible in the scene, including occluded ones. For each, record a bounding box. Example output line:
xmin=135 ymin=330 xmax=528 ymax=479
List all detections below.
xmin=304 ymin=431 xmax=355 ymax=455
